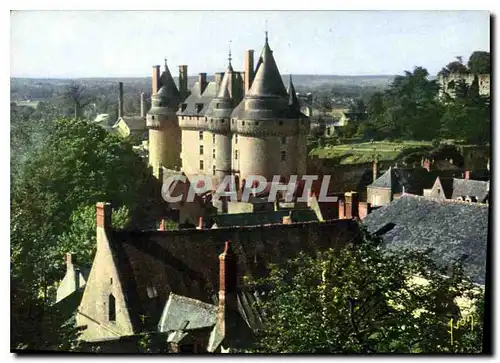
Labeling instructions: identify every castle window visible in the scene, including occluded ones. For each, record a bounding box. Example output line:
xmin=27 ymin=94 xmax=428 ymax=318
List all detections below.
xmin=235 ymin=134 xmax=238 ymax=144
xmin=200 ymin=160 xmax=204 ymax=170
xmin=234 ymin=150 xmax=238 ymax=160
xmin=281 ymin=136 xmax=286 ymax=145
xmin=212 ymin=134 xmax=216 ymax=143
xmin=199 ymin=145 xmax=204 ymax=155
xmin=213 ymin=149 xmax=216 ymax=159
xmin=213 ymin=165 xmax=216 ymax=176
xmin=281 ymin=151 xmax=286 ymax=161
xmin=199 ymin=131 xmax=203 ymax=140
xmin=108 ymin=294 xmax=116 ymax=322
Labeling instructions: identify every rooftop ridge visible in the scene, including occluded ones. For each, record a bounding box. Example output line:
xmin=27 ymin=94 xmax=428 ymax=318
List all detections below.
xmin=401 ymin=193 xmax=489 ymax=207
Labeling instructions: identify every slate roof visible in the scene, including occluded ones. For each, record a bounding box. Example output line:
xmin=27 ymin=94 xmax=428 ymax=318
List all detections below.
xmin=362 ymin=194 xmax=490 ymax=284
xmin=114 ymin=116 xmax=147 ymax=132
xmin=177 ymin=82 xmax=218 ymax=117
xmin=211 ymin=209 xmax=318 ymax=228
xmin=451 ymin=178 xmax=489 ymax=202
xmin=204 ymin=63 xmax=243 ymax=119
xmin=368 ymin=167 xmax=436 ymax=195
xmin=231 ymin=36 xmax=306 ymax=121
xmin=108 ymin=219 xmax=361 ymax=332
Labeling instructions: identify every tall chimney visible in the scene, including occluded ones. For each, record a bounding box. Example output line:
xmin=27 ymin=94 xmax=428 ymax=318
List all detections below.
xmin=218 ymin=241 xmax=238 ymax=339
xmin=244 ymin=49 xmax=254 ymax=94
xmin=372 ymin=158 xmax=378 ymax=183
xmin=140 ymin=92 xmax=146 ymax=118
xmin=118 ymin=82 xmax=124 ymax=119
xmin=345 ymin=192 xmax=359 ymax=219
xmin=96 ymin=202 xmax=112 ymax=229
xmin=215 ymin=72 xmax=224 ymax=94
xmin=199 ymin=73 xmax=207 ymax=94
xmin=178 ymin=65 xmax=188 ymax=100
xmin=152 ymin=65 xmax=161 ymax=95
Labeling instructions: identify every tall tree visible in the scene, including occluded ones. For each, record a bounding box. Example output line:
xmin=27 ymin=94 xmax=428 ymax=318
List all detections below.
xmin=467 ymin=51 xmax=490 ymax=74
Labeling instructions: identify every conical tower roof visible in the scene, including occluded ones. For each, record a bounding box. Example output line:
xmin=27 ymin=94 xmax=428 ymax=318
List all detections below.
xmin=231 ymin=34 xmax=305 ymax=121
xmin=288 ymin=75 xmax=301 ymax=112
xmin=157 ymin=59 xmax=180 ymax=105
xmin=246 ymin=36 xmax=288 ymax=98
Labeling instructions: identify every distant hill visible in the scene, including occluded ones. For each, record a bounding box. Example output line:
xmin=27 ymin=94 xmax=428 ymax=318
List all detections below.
xmin=11 ymin=74 xmax=397 ymax=102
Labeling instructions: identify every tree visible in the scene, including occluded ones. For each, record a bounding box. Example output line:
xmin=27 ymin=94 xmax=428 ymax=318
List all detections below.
xmin=248 ymin=229 xmax=483 ymax=353
xmin=11 ymin=118 xmax=165 ymax=350
xmin=438 ymin=60 xmax=468 ymax=76
xmin=62 ymin=83 xmax=95 ymax=119
xmin=467 ymin=51 xmax=490 ymax=75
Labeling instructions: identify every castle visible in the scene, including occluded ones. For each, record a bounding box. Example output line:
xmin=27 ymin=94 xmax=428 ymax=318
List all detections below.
xmin=146 ymin=33 xmax=310 ymax=194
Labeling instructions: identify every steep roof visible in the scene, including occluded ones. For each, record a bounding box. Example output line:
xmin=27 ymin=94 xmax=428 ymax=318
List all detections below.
xmin=231 ymin=36 xmax=307 ymax=121
xmin=176 ymin=81 xmax=218 ymax=117
xmin=363 ymin=194 xmax=490 ymax=284
xmin=157 ymin=61 xmax=180 ymax=104
xmin=451 ymin=178 xmax=489 ymax=202
xmin=246 ymin=37 xmax=287 ymax=98
xmin=107 ymin=219 xmax=362 ymax=332
xmin=368 ymin=167 xmax=436 ymax=194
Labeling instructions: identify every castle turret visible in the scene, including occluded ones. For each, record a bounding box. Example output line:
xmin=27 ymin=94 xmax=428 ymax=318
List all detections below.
xmin=178 ymin=46 xmax=244 ymax=183
xmin=230 ymin=33 xmax=309 ymax=184
xmin=147 ymin=59 xmax=181 ymax=177
xmin=204 ymin=49 xmax=245 ymax=187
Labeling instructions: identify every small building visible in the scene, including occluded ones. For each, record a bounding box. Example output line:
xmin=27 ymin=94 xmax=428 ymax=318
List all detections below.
xmin=423 ymin=176 xmax=489 ymax=204
xmin=112 ymin=116 xmax=147 ymax=139
xmin=367 ymin=167 xmax=436 ymax=207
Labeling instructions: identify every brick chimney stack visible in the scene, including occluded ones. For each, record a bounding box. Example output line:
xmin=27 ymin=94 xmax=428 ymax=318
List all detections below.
xmin=118 ymin=82 xmax=124 ymax=119
xmin=96 ymin=202 xmax=112 ymax=229
xmin=199 ymin=73 xmax=207 ymax=94
xmin=218 ymin=241 xmax=238 ymax=338
xmin=344 ymin=192 xmax=359 ymax=219
xmin=152 ymin=65 xmax=161 ymax=95
xmin=244 ymin=49 xmax=254 ymax=94
xmin=140 ymin=92 xmax=146 ymax=118
xmin=178 ymin=65 xmax=188 ymax=100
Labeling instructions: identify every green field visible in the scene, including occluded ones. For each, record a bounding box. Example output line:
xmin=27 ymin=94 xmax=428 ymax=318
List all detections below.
xmin=310 ymin=140 xmax=432 ymax=164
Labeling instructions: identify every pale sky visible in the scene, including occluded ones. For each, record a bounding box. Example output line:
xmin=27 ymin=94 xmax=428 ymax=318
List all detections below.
xmin=10 ymin=10 xmax=490 ymax=78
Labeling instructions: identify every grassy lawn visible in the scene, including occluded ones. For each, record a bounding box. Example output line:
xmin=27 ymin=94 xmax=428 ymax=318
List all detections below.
xmin=310 ymin=140 xmax=432 ymax=164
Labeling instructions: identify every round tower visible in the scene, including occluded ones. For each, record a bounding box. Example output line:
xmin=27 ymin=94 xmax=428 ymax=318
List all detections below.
xmin=230 ymin=34 xmax=310 ymax=184
xmin=147 ymin=60 xmax=181 ymax=178
xmin=204 ymin=51 xmax=244 ymax=187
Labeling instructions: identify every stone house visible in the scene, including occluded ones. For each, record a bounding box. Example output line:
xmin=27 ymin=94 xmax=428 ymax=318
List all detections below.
xmin=75 ymin=202 xmax=362 ymax=352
